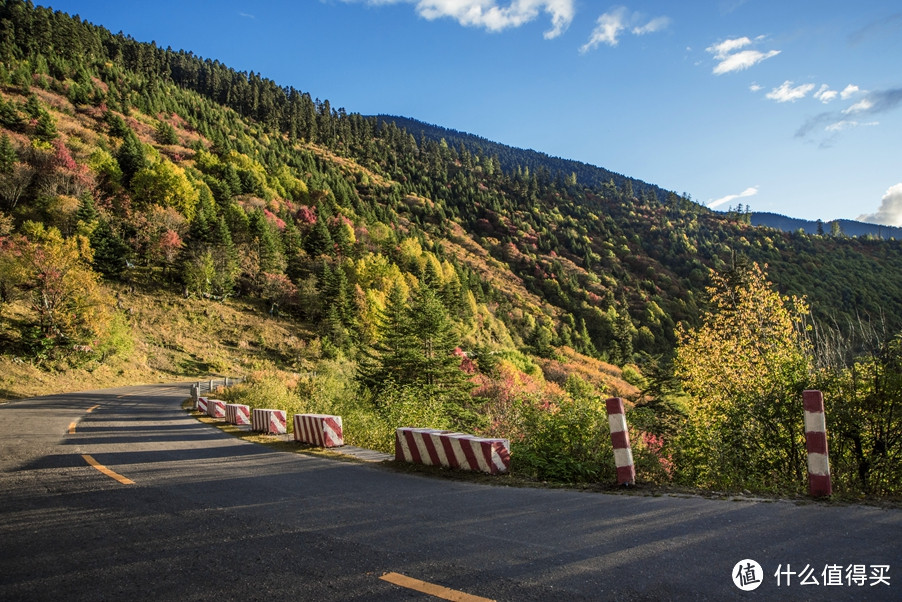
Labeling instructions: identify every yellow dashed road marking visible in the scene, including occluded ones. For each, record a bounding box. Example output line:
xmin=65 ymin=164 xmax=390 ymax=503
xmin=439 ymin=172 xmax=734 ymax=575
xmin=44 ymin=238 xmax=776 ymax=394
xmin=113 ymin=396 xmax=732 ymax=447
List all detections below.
xmin=81 ymin=454 xmax=135 ymax=485
xmin=379 ymin=572 xmax=494 ymax=602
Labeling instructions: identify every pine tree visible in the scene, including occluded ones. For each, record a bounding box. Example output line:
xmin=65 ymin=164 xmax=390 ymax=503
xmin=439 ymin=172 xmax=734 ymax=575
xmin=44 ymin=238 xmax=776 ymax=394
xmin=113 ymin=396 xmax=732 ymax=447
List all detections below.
xmin=34 ymin=110 xmax=57 ymax=142
xmin=89 ymin=218 xmax=130 ymax=277
xmin=358 ymin=281 xmax=466 ymax=395
xmin=115 ymin=130 xmax=147 ymax=188
xmin=305 ymin=213 xmax=333 ymax=257
xmin=0 ymin=134 xmax=16 ymax=173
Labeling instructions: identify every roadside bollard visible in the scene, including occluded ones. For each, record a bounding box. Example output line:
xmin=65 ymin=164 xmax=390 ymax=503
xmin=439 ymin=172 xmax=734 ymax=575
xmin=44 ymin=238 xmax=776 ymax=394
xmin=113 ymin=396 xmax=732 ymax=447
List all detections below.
xmin=605 ymin=397 xmax=635 ymax=486
xmin=803 ymin=390 xmax=832 ymax=497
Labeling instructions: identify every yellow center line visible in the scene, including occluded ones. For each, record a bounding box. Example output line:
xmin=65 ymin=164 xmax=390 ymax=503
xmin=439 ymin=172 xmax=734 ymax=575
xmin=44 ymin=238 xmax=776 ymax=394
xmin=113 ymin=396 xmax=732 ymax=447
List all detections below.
xmin=68 ymin=421 xmax=78 ymax=434
xmin=86 ymin=405 xmax=100 ymax=413
xmin=81 ymin=454 xmax=135 ymax=485
xmin=379 ymin=572 xmax=494 ymax=602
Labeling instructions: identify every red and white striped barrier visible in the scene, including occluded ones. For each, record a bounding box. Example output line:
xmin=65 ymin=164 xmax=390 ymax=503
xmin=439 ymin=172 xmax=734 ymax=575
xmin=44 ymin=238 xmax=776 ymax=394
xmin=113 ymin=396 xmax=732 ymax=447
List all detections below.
xmin=251 ymin=408 xmax=287 ymax=435
xmin=606 ymin=397 xmax=636 ymax=485
xmin=196 ymin=396 xmax=209 ymax=413
xmin=207 ymin=399 xmax=226 ymax=419
xmin=803 ymin=390 xmax=832 ymax=497
xmin=293 ymin=414 xmax=344 ymax=447
xmin=394 ymin=427 xmax=510 ymax=475
xmin=225 ymin=403 xmax=251 ymax=426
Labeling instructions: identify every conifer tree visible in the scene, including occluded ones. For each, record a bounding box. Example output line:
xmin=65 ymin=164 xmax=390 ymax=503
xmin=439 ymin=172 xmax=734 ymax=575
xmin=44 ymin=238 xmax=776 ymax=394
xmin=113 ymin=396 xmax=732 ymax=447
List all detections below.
xmin=115 ymin=130 xmax=146 ymax=188
xmin=358 ymin=281 xmax=467 ymax=396
xmin=89 ymin=218 xmax=130 ymax=277
xmin=0 ymin=134 xmax=16 ymax=173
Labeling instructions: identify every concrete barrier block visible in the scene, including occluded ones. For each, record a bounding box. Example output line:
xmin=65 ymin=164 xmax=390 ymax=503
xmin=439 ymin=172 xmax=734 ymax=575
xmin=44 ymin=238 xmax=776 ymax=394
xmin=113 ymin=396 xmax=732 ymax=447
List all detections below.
xmin=206 ymin=399 xmax=226 ymax=419
xmin=225 ymin=403 xmax=251 ymax=426
xmin=196 ymin=396 xmax=209 ymax=413
xmin=293 ymin=414 xmax=344 ymax=447
xmin=251 ymin=408 xmax=287 ymax=434
xmin=394 ymin=427 xmax=510 ymax=475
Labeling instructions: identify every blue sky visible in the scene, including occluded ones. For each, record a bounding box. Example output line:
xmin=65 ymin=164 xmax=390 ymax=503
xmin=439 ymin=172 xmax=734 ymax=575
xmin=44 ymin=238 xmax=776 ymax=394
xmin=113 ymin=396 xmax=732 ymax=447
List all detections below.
xmin=42 ymin=1 xmax=902 ymax=225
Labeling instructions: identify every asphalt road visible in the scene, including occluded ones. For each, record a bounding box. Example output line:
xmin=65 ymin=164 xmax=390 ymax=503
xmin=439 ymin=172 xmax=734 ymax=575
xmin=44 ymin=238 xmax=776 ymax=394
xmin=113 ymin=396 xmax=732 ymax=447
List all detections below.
xmin=1 ymin=383 xmax=899 ymax=601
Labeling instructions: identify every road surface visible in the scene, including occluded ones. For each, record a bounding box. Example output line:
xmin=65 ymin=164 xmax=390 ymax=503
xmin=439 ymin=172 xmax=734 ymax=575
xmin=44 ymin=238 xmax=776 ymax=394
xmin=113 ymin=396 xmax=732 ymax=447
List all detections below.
xmin=1 ymin=383 xmax=899 ymax=600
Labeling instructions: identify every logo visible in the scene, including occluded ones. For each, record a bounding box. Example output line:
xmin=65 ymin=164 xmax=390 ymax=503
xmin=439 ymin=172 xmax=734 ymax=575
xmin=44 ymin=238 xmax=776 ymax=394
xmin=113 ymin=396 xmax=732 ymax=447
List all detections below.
xmin=733 ymin=559 xmax=763 ymax=591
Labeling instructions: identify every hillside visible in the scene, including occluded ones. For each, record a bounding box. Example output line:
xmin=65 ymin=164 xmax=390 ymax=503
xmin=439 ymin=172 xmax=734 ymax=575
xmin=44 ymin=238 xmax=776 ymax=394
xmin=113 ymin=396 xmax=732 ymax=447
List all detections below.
xmin=371 ymin=114 xmax=670 ymax=200
xmin=1 ymin=0 xmax=901 ymax=367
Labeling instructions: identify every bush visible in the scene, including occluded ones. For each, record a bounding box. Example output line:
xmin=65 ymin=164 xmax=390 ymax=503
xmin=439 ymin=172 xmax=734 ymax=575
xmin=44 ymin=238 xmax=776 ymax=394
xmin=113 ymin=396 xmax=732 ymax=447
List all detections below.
xmin=512 ymin=393 xmax=614 ymax=483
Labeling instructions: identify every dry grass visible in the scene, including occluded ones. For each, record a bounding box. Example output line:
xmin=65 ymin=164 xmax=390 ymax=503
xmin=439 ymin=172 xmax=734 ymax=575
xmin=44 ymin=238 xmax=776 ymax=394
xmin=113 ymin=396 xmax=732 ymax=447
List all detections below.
xmin=0 ymin=277 xmax=317 ymax=401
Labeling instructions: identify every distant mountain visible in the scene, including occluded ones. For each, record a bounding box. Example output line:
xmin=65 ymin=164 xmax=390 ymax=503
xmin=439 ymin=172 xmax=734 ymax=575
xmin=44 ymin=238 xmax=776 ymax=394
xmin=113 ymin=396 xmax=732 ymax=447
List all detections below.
xmin=750 ymin=212 xmax=902 ymax=239
xmin=370 ymin=115 xmax=673 ymax=204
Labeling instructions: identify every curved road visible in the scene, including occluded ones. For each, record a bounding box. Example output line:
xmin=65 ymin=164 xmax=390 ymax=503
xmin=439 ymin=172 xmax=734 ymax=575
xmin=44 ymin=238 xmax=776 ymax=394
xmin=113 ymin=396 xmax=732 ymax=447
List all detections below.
xmin=1 ymin=384 xmax=899 ymax=600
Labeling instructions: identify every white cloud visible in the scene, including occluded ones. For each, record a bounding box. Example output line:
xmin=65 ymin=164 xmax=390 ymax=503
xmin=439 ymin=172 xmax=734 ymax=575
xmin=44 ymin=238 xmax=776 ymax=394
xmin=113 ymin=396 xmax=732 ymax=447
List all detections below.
xmin=708 ymin=186 xmax=758 ymax=209
xmin=707 ymin=36 xmax=751 ymax=58
xmin=632 ymin=16 xmax=670 ymax=36
xmin=814 ymin=84 xmax=837 ymax=103
xmin=844 ymin=98 xmax=874 ymax=114
xmin=840 ymin=84 xmax=861 ymax=99
xmin=857 ymin=183 xmax=902 ymax=227
xmin=766 ymin=81 xmax=815 ymax=103
xmin=825 ymin=120 xmax=878 ymax=132
xmin=350 ymin=0 xmax=576 ymax=38
xmin=749 ymin=83 xmax=763 ymax=92
xmin=581 ymin=6 xmax=628 ymax=50
xmin=580 ymin=6 xmax=670 ymax=53
xmin=797 ymin=87 xmax=902 ymax=144
xmin=706 ymin=36 xmax=780 ymax=74
xmin=713 ymin=49 xmax=781 ymax=74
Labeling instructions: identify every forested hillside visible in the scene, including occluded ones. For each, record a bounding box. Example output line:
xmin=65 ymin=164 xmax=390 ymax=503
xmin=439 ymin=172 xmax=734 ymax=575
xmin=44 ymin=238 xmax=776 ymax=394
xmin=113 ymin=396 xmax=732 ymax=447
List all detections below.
xmin=1 ymin=0 xmax=900 ymax=496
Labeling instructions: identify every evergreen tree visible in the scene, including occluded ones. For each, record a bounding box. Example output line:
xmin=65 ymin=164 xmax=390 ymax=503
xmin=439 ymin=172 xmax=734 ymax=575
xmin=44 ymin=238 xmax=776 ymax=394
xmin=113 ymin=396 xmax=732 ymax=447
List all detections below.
xmin=358 ymin=281 xmax=466 ymax=395
xmin=0 ymin=97 xmax=23 ymax=130
xmin=34 ymin=110 xmax=57 ymax=141
xmin=89 ymin=218 xmax=130 ymax=277
xmin=75 ymin=193 xmax=98 ymax=226
xmin=0 ymin=134 xmax=16 ymax=173
xmin=305 ymin=213 xmax=333 ymax=257
xmin=115 ymin=130 xmax=147 ymax=188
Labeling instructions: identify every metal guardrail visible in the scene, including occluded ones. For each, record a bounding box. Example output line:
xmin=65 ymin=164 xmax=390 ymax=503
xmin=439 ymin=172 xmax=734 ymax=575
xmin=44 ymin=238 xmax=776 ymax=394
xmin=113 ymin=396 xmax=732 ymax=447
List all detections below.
xmin=196 ymin=376 xmax=244 ymax=395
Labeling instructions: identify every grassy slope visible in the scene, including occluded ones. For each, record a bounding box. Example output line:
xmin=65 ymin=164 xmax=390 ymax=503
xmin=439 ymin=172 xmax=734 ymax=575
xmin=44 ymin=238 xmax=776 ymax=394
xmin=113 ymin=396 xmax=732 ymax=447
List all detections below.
xmin=0 ymin=278 xmax=314 ymax=400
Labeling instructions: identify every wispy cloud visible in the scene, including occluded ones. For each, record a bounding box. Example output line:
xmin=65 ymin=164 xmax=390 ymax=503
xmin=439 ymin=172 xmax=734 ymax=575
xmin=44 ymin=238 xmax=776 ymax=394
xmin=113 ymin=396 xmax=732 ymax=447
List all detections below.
xmin=579 ymin=6 xmax=670 ymax=53
xmin=708 ymin=186 xmax=758 ymax=209
xmin=766 ymin=81 xmax=815 ymax=103
xmin=814 ymin=84 xmax=837 ymax=103
xmin=348 ymin=0 xmax=575 ymax=38
xmin=849 ymin=13 xmax=902 ymax=45
xmin=239 ymin=12 xmax=255 ymax=19
xmin=796 ymin=87 xmax=902 ymax=145
xmin=706 ymin=36 xmax=780 ymax=74
xmin=825 ymin=120 xmax=878 ymax=133
xmin=858 ymin=183 xmax=902 ymax=227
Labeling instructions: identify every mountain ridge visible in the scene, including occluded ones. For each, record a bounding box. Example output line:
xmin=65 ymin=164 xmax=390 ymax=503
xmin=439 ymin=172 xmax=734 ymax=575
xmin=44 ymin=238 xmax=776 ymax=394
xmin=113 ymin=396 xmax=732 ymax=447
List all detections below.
xmin=749 ymin=211 xmax=901 ymax=239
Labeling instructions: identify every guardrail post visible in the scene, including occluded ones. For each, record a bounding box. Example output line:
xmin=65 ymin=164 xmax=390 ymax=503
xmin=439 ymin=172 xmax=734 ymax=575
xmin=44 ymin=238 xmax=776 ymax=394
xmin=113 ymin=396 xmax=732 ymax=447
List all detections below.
xmin=605 ymin=397 xmax=635 ymax=486
xmin=803 ymin=390 xmax=832 ymax=497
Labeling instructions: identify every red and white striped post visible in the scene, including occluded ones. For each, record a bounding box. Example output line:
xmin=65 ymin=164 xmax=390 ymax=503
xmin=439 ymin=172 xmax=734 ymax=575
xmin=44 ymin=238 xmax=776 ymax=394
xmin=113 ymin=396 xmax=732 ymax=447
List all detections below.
xmin=606 ymin=397 xmax=635 ymax=486
xmin=803 ymin=390 xmax=832 ymax=497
